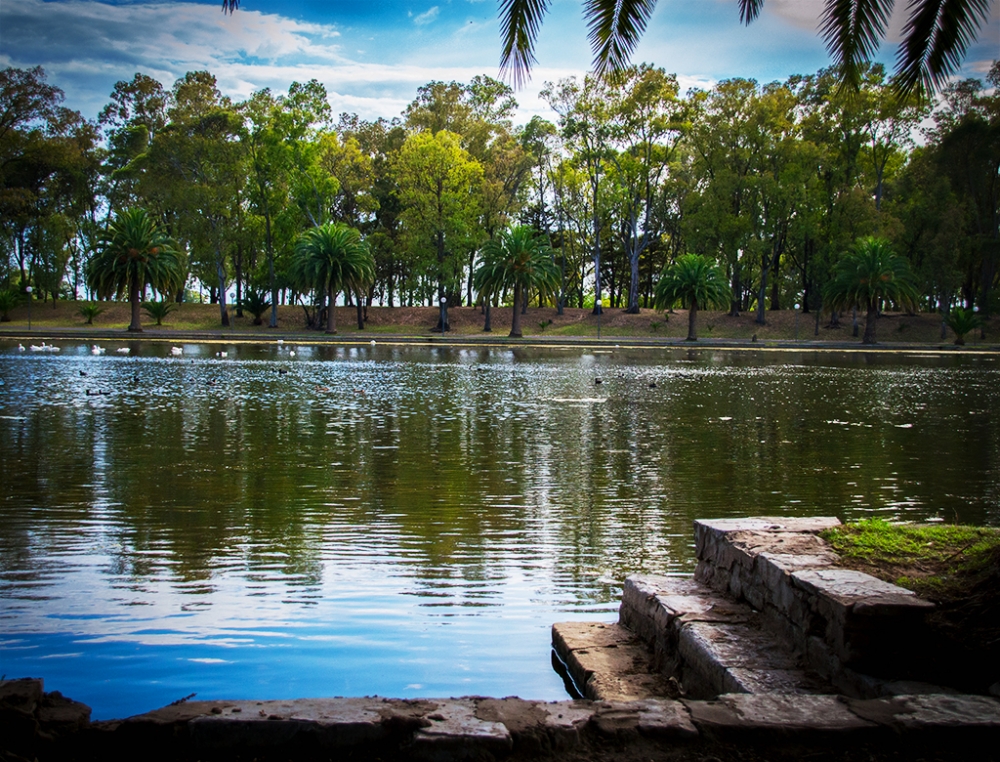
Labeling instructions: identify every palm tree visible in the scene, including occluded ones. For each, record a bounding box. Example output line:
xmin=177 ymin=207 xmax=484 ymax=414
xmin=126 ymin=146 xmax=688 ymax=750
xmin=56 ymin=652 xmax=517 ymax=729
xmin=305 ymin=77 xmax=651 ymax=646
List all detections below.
xmin=653 ymin=254 xmax=731 ymax=341
xmin=293 ymin=223 xmax=375 ymax=334
xmin=492 ymin=0 xmax=988 ymax=92
xmin=823 ymin=237 xmax=920 ymax=345
xmin=946 ymin=306 xmax=983 ymax=345
xmin=474 ymin=226 xmax=560 ymax=338
xmin=86 ymin=209 xmax=183 ymax=333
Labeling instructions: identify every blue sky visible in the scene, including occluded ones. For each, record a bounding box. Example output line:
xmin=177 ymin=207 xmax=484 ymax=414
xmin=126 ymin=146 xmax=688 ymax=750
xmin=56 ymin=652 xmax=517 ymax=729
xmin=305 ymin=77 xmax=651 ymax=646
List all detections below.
xmin=1 ymin=0 xmax=997 ymax=125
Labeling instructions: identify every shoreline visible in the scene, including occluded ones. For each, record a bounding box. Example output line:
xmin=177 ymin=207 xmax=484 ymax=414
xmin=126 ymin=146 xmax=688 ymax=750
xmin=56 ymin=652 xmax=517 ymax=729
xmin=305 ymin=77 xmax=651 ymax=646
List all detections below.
xmin=3 ymin=326 xmax=999 ymax=354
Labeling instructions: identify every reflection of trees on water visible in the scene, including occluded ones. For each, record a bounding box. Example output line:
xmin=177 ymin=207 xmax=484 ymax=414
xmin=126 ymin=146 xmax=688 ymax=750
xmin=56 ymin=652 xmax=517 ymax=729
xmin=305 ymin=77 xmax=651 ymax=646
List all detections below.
xmin=2 ymin=351 xmax=998 ymax=610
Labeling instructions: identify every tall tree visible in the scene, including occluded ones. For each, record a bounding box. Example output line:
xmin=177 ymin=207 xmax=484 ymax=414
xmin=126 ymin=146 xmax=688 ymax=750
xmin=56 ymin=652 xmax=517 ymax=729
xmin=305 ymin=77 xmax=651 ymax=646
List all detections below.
xmin=86 ymin=208 xmax=182 ymax=332
xmin=653 ymin=253 xmax=731 ymax=341
xmin=474 ymin=225 xmax=559 ymax=337
xmin=542 ymin=74 xmax=614 ymax=314
xmin=823 ymin=236 xmax=920 ymax=344
xmin=393 ymin=130 xmax=483 ymax=330
xmin=292 ymin=222 xmax=374 ymax=334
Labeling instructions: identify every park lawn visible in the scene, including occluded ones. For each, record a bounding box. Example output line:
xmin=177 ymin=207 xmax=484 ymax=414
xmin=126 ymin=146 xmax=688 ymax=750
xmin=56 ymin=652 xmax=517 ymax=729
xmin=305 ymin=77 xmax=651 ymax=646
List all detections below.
xmin=2 ymin=300 xmax=997 ymax=343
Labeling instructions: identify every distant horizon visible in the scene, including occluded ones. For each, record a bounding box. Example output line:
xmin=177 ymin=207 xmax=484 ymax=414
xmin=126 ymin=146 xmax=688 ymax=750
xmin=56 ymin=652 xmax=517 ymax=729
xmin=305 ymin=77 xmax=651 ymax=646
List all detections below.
xmin=3 ymin=0 xmax=997 ymax=128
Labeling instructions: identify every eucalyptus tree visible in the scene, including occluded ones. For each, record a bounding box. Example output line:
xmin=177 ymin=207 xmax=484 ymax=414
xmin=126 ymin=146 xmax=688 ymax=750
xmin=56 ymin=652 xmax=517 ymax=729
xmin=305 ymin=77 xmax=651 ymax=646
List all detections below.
xmin=927 ymin=65 xmax=1000 ymax=319
xmin=474 ymin=226 xmax=560 ymax=338
xmin=653 ymin=253 xmax=731 ymax=341
xmin=823 ymin=237 xmax=920 ymax=344
xmin=241 ymin=80 xmax=334 ymax=326
xmin=393 ymin=130 xmax=483 ymax=330
xmin=292 ymin=222 xmax=374 ymax=334
xmin=337 ymin=114 xmax=407 ymax=307
xmin=542 ymin=74 xmax=614 ymax=313
xmin=605 ymin=64 xmax=687 ymax=313
xmin=853 ymin=65 xmax=929 ymax=214
xmin=683 ymin=79 xmax=767 ymax=316
xmin=86 ymin=208 xmax=182 ymax=332
xmin=1 ymin=67 xmax=100 ymax=299
xmin=98 ymin=73 xmax=168 ymax=214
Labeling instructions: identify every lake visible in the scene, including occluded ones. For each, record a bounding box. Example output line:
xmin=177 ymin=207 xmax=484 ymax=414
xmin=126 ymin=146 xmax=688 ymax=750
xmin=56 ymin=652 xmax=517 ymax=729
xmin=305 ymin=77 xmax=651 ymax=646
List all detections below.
xmin=1 ymin=340 xmax=997 ymax=719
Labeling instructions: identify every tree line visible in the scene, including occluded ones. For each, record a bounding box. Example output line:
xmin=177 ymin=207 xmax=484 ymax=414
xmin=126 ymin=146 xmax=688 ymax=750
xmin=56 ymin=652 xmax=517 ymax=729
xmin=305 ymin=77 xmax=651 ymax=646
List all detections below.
xmin=1 ymin=60 xmax=997 ymax=337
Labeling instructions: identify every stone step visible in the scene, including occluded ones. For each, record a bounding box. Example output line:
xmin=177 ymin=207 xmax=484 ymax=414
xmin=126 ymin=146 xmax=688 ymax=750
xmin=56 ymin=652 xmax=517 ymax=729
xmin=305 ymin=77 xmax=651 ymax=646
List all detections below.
xmin=692 ymin=517 xmax=937 ymax=689
xmin=619 ymin=575 xmax=832 ymax=699
xmin=551 ymin=621 xmax=678 ymax=702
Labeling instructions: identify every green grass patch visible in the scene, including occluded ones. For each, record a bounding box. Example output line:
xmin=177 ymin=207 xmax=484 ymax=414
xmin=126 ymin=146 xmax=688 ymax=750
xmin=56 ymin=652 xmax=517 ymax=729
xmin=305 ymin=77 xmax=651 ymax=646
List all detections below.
xmin=821 ymin=518 xmax=1000 ymax=600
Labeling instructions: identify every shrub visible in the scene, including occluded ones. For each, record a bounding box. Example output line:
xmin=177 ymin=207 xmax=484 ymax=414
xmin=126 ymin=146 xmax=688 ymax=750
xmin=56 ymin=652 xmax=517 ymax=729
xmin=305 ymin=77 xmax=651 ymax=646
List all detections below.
xmin=78 ymin=303 xmax=105 ymax=325
xmin=142 ymin=299 xmax=177 ymax=326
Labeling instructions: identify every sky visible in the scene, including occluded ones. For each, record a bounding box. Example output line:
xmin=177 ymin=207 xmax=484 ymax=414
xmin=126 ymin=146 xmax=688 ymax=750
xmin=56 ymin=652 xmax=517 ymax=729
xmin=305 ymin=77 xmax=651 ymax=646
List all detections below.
xmin=1 ymin=0 xmax=998 ymax=127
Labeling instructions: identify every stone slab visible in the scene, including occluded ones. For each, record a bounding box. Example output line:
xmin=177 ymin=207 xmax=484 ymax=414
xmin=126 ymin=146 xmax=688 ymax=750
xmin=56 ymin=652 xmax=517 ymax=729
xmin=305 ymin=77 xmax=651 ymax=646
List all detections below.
xmin=410 ymin=699 xmax=513 ymax=760
xmin=791 ymin=568 xmax=933 ymax=612
xmin=553 ymin=621 xmax=637 ymax=651
xmin=552 ymin=621 xmax=670 ymax=701
xmin=187 ymin=697 xmax=398 ymax=748
xmin=587 ymin=699 xmax=697 ymax=739
xmin=0 ymin=678 xmax=44 ymax=715
xmin=686 ymin=693 xmax=877 ymax=741
xmin=848 ymin=694 xmax=1000 ymax=731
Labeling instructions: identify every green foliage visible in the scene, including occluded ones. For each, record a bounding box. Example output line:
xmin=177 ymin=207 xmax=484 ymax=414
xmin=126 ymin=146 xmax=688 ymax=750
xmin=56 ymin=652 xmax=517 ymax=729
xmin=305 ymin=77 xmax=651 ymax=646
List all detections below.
xmin=474 ymin=226 xmax=559 ymax=337
xmin=77 ymin=302 xmax=105 ymax=325
xmin=86 ymin=208 xmax=183 ymax=332
xmin=141 ymin=299 xmax=177 ymax=326
xmin=0 ymin=289 xmax=21 ymax=321
xmin=823 ymin=237 xmax=921 ymax=344
xmin=292 ymin=223 xmax=374 ymax=333
xmin=946 ymin=306 xmax=983 ymax=345
xmin=243 ymin=289 xmax=271 ymax=326
xmin=653 ymin=253 xmax=730 ymax=340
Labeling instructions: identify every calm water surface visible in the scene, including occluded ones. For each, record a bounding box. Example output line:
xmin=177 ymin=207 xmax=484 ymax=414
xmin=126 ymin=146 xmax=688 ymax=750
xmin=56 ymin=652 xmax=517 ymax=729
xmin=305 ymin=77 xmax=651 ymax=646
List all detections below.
xmin=1 ymin=340 xmax=998 ymax=719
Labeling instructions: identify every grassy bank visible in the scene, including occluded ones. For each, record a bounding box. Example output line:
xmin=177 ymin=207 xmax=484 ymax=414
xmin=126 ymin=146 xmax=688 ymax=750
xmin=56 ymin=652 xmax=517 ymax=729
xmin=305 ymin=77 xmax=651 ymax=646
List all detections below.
xmin=3 ymin=300 xmax=998 ymax=345
xmin=823 ymin=519 xmax=1000 ymax=672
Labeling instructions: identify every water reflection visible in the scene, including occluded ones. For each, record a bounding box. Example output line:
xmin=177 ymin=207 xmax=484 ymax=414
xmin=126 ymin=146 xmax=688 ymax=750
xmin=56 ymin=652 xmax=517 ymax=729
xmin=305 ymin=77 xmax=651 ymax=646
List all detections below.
xmin=1 ymin=342 xmax=997 ymax=718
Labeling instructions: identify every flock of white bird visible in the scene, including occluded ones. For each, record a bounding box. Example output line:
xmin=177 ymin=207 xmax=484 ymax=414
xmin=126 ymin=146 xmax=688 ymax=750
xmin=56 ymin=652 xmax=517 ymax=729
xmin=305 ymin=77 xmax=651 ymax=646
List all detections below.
xmin=18 ymin=338 xmax=379 ymax=358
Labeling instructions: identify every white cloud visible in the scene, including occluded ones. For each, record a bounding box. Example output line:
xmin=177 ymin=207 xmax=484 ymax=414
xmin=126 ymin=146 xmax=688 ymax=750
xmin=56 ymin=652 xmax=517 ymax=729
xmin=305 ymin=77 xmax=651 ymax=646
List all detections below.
xmin=413 ymin=6 xmax=440 ymax=26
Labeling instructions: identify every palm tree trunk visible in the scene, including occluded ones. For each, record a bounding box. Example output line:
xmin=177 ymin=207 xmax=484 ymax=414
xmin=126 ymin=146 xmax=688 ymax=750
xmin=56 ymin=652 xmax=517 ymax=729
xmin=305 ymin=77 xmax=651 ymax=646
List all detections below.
xmin=862 ymin=300 xmax=878 ymax=344
xmin=510 ymin=284 xmax=523 ymax=338
xmin=326 ymin=286 xmax=337 ymax=334
xmin=483 ymin=300 xmax=492 ymax=332
xmin=129 ymin=281 xmax=142 ymax=332
xmin=686 ymin=301 xmax=698 ymax=341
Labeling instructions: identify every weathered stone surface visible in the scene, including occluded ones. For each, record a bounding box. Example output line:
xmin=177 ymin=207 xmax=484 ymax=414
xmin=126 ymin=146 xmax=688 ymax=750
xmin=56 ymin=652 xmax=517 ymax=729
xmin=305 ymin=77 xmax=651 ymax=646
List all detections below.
xmin=686 ymin=693 xmax=877 ymax=741
xmin=587 ymin=699 xmax=697 ymax=739
xmin=694 ymin=517 xmax=842 ymax=565
xmin=36 ymin=691 xmax=91 ymax=735
xmin=848 ymin=694 xmax=1000 ymax=731
xmin=552 ymin=621 xmax=670 ymax=701
xmin=410 ymin=699 xmax=513 ymax=760
xmin=553 ymin=621 xmax=636 ymax=651
xmin=0 ymin=678 xmax=44 ymax=715
xmin=191 ymin=697 xmax=406 ymax=748
xmin=476 ymin=698 xmax=592 ymax=751
xmin=791 ymin=568 xmax=932 ymax=610
xmin=633 ymin=698 xmax=698 ymax=739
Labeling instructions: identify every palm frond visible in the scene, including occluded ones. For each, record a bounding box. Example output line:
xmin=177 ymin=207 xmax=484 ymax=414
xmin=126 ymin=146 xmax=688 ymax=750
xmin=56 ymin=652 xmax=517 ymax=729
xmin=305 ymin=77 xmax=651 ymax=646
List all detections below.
xmin=499 ymin=0 xmax=551 ymax=89
xmin=738 ymin=0 xmax=765 ymax=24
xmin=221 ymin=1 xmax=239 ymax=12
xmin=896 ymin=0 xmax=992 ymax=94
xmin=820 ymin=0 xmax=896 ymax=90
xmin=584 ymin=0 xmax=659 ymax=78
